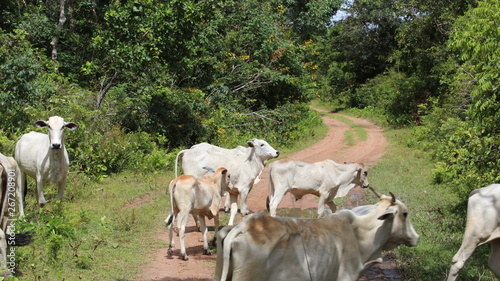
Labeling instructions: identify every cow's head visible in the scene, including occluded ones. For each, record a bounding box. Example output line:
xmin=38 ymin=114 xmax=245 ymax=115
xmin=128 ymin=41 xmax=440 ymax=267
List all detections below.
xmin=352 ymin=163 xmax=369 ymax=188
xmin=373 ymin=190 xmax=419 ymax=250
xmin=246 ymin=138 xmax=279 ymax=161
xmin=214 ymin=167 xmax=231 ymax=196
xmin=35 ymin=116 xmax=78 ymax=150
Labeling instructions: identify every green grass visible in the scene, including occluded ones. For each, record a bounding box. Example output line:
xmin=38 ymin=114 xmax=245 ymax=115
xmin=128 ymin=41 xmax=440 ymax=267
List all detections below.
xmin=333 ymin=114 xmax=367 ymax=146
xmin=13 ymin=171 xmax=172 ymax=280
xmin=314 ymin=105 xmax=368 ymax=147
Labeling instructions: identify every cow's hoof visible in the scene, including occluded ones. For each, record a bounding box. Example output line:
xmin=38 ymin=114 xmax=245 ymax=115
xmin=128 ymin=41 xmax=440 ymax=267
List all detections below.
xmin=203 ymin=249 xmax=212 ymax=256
xmin=167 ymin=246 xmax=174 ymax=256
xmin=182 ymin=255 xmax=189 ymax=261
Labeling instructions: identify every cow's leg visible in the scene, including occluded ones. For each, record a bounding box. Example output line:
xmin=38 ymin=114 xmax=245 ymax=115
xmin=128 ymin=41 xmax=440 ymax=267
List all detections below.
xmin=228 ymin=193 xmax=238 ymax=225
xmin=199 ymin=216 xmax=211 ymax=255
xmin=192 ymin=213 xmax=201 ymax=232
xmin=224 ymin=192 xmax=230 ymax=213
xmin=447 ymin=236 xmax=480 ymax=281
xmin=35 ymin=174 xmax=47 ymax=208
xmin=212 ymin=215 xmax=220 ymax=247
xmin=489 ymin=239 xmax=500 ymax=278
xmin=177 ymin=212 xmax=189 ymax=261
xmin=56 ymin=178 xmax=66 ymax=201
xmin=0 ymin=229 xmax=6 ymax=270
xmin=239 ymin=187 xmax=252 ymax=216
xmin=166 ymin=214 xmax=175 ymax=256
xmin=269 ymin=187 xmax=287 ymax=217
xmin=317 ymin=194 xmax=328 ymax=217
xmin=16 ymin=171 xmax=26 ymax=217
xmin=325 ymin=194 xmax=337 ymax=214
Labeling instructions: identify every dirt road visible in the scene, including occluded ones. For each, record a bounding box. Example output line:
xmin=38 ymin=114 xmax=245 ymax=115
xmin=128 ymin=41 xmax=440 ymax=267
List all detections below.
xmin=139 ymin=109 xmax=390 ymax=281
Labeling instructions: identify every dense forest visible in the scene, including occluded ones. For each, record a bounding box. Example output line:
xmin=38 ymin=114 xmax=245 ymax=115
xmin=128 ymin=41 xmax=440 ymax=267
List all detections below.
xmin=1 ymin=0 xmax=498 ymax=205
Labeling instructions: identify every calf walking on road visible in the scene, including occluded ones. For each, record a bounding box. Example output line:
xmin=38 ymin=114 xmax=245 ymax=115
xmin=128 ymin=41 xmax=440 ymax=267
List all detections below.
xmin=166 ymin=167 xmax=231 ymax=261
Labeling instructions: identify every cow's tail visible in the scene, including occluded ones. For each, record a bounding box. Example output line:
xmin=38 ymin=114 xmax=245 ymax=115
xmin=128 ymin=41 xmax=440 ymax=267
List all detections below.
xmin=220 ymin=223 xmax=245 ymax=281
xmin=174 ymin=149 xmax=188 ymax=178
xmin=165 ymin=180 xmax=176 ymax=227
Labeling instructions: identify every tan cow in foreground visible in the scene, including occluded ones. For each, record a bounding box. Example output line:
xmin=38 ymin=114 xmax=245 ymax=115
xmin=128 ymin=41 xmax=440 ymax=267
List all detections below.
xmin=166 ymin=167 xmax=231 ymax=260
xmin=214 ymin=188 xmax=419 ymax=281
xmin=267 ymin=159 xmax=369 ymax=217
xmin=447 ymin=183 xmax=500 ymax=281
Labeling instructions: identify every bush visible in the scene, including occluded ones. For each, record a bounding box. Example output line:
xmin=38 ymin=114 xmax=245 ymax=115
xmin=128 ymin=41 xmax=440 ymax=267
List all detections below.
xmin=206 ymin=102 xmax=323 ymax=149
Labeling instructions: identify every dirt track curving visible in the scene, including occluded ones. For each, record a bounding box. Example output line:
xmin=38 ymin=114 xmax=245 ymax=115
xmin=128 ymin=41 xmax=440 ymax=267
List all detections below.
xmin=139 ymin=108 xmax=392 ymax=281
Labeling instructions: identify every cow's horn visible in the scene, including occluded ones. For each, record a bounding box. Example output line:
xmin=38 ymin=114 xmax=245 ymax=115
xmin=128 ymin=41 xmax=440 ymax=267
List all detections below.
xmin=369 ymin=187 xmax=382 ymax=198
xmin=389 ymin=192 xmax=396 ymax=203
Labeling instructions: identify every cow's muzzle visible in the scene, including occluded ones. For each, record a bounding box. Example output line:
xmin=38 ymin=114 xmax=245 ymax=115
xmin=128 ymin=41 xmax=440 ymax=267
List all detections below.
xmin=51 ymin=143 xmax=62 ymax=149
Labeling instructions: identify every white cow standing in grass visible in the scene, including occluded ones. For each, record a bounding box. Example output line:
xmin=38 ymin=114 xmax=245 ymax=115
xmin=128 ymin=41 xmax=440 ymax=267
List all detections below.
xmin=166 ymin=167 xmax=231 ymax=261
xmin=15 ymin=116 xmax=78 ymax=217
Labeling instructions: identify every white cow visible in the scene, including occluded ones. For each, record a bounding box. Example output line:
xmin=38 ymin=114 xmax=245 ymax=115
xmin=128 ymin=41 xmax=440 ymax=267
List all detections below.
xmin=15 ymin=116 xmax=78 ymax=217
xmin=175 ymin=139 xmax=279 ymax=225
xmin=214 ymin=188 xmax=419 ymax=281
xmin=165 ymin=167 xmax=231 ymax=260
xmin=447 ymin=183 xmax=500 ymax=281
xmin=267 ymin=159 xmax=369 ymax=217
xmin=0 ymin=154 xmax=16 ymax=272
xmin=0 ymin=153 xmax=32 ymax=274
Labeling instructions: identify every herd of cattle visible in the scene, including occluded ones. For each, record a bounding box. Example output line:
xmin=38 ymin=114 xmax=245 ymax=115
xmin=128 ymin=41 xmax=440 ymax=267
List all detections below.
xmin=0 ymin=115 xmax=498 ymax=280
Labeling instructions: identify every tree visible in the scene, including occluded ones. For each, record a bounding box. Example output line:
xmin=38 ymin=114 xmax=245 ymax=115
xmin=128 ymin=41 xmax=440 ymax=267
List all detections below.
xmin=432 ymin=0 xmax=500 ymax=199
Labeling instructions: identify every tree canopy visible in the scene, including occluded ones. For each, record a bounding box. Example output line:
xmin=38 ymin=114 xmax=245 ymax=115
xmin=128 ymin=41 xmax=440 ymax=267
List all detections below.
xmin=1 ymin=0 xmax=498 ymax=204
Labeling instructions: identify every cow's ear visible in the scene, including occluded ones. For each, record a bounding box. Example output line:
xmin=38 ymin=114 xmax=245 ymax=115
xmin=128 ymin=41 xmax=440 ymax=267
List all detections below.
xmin=378 ymin=208 xmax=397 ymax=220
xmin=34 ymin=120 xmax=48 ymax=128
xmin=221 ymin=168 xmax=228 ymax=175
xmin=247 ymin=140 xmax=255 ymax=147
xmin=64 ymin=122 xmax=78 ymax=130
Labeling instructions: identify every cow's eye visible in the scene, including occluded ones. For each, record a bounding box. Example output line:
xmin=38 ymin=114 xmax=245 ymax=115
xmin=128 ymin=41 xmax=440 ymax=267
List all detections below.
xmin=260 ymin=144 xmax=264 ymax=147
xmin=403 ymin=212 xmax=408 ymax=218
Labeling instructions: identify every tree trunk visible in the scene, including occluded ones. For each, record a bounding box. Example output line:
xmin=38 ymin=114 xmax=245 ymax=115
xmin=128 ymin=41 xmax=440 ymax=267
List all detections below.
xmin=95 ymin=72 xmax=118 ymax=110
xmin=50 ymin=0 xmax=66 ymax=68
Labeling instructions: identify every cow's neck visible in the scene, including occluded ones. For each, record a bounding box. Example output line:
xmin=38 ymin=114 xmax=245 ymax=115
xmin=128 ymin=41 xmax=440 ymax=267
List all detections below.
xmin=354 ymin=202 xmax=394 ymax=263
xmin=245 ymin=149 xmax=265 ymax=176
xmin=47 ymin=145 xmax=67 ymax=181
xmin=212 ymin=174 xmax=227 ymax=197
